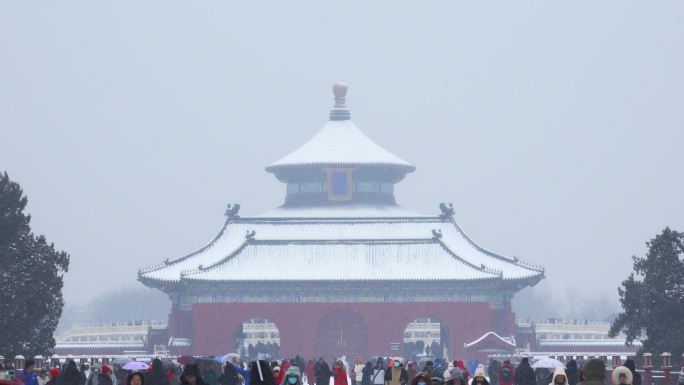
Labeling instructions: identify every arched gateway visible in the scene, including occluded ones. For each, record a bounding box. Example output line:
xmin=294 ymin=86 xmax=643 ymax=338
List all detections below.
xmin=139 ymin=84 xmax=544 ymax=358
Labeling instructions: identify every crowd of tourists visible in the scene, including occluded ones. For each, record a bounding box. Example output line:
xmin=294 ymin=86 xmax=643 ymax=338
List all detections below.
xmin=3 ymin=356 xmax=684 ymax=385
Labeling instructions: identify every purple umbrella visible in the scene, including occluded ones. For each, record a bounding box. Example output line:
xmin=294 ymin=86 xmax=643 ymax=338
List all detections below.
xmin=122 ymin=361 xmax=150 ymax=371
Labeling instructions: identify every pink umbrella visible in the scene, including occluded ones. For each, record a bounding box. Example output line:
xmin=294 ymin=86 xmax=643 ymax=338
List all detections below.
xmin=122 ymin=361 xmax=150 ymax=371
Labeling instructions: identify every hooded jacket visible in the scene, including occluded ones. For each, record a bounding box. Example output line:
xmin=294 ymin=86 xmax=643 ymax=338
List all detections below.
xmin=499 ymin=362 xmax=515 ymax=385
xmin=515 ymin=359 xmax=535 ymax=385
xmin=611 ymin=367 xmax=633 ymax=385
xmin=548 ymin=368 xmax=568 ymax=385
xmin=148 ymin=359 xmax=170 ymax=385
xmin=282 ymin=371 xmax=302 ymax=385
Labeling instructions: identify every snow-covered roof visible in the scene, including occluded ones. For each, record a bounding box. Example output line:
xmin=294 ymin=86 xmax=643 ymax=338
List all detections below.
xmin=538 ymin=339 xmax=642 ymax=347
xmin=139 ymin=212 xmax=543 ymax=285
xmin=257 ymin=203 xmax=425 ymax=218
xmin=464 ymin=331 xmax=516 ymax=348
xmin=266 ymin=119 xmax=415 ymax=172
xmin=182 ymin=239 xmax=499 ymax=282
xmin=54 ymin=342 xmax=146 ymax=350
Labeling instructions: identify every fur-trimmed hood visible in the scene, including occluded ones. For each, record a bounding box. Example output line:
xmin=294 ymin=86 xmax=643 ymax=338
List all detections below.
xmin=611 ymin=367 xmax=633 ymax=385
xmin=549 ymin=368 xmax=568 ymax=385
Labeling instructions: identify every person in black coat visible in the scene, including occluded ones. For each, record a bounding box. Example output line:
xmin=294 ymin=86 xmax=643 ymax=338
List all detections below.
xmin=514 ymin=358 xmax=535 ymax=385
xmin=181 ymin=365 xmax=208 ymax=385
xmin=148 ymin=359 xmax=170 ymax=385
xmin=251 ymin=361 xmax=275 ymax=385
xmin=488 ymin=360 xmax=502 ymax=385
xmin=623 ymin=360 xmax=641 ymax=385
xmin=60 ymin=361 xmax=84 ymax=385
xmin=315 ymin=359 xmax=332 ymax=385
xmin=361 ymin=362 xmax=373 ymax=385
xmin=565 ymin=361 xmax=578 ymax=385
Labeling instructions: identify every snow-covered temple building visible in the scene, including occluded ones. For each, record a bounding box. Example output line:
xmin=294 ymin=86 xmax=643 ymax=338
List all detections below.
xmin=139 ymin=83 xmax=545 ymax=359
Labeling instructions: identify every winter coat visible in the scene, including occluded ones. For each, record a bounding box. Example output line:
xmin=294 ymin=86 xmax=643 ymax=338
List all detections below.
xmin=304 ymin=362 xmax=315 ymax=385
xmin=576 ymin=359 xmax=605 ymax=385
xmin=611 ymin=367 xmax=632 ymax=385
xmin=333 ymin=368 xmax=348 ymax=385
xmin=354 ymin=366 xmax=365 ymax=383
xmin=535 ymin=369 xmax=550 ymax=385
xmin=235 ymin=366 xmax=251 ymax=385
xmin=219 ymin=364 xmax=240 ymax=385
xmin=384 ymin=368 xmax=407 ymax=385
xmin=499 ymin=363 xmax=515 ymax=385
xmin=405 ymin=367 xmax=416 ymax=385
xmin=549 ymin=368 xmax=568 ymax=385
xmin=17 ymin=369 xmax=39 ymax=385
xmin=315 ymin=362 xmax=332 ymax=385
xmin=489 ymin=361 xmax=502 ymax=385
xmin=250 ymin=361 xmax=274 ymax=385
xmin=60 ymin=365 xmax=84 ymax=385
xmin=564 ymin=362 xmax=577 ymax=385
xmin=371 ymin=368 xmax=385 ymax=385
xmin=148 ymin=360 xmax=171 ymax=385
xmin=95 ymin=374 xmax=113 ymax=385
xmin=361 ymin=363 xmax=373 ymax=385
xmin=514 ymin=359 xmax=535 ymax=385
xmin=282 ymin=373 xmax=302 ymax=385
xmin=622 ymin=361 xmax=640 ymax=385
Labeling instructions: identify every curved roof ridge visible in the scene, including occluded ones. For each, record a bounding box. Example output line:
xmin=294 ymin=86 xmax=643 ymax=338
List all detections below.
xmin=445 ymin=217 xmax=544 ymax=273
xmin=138 ymin=217 xmax=234 ymax=275
xmin=181 ymin=236 xmax=254 ymax=277
xmin=434 ymin=237 xmax=502 ymax=278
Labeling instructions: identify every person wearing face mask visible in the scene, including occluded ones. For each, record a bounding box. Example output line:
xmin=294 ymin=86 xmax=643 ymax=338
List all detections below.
xmin=282 ymin=368 xmax=303 ymax=385
xmin=472 ymin=366 xmax=490 ymax=385
xmin=549 ymin=368 xmax=568 ymax=385
xmin=384 ymin=358 xmax=407 ymax=385
xmin=409 ymin=373 xmax=432 ymax=385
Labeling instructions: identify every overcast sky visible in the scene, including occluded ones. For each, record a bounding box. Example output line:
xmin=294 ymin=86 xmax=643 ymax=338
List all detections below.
xmin=1 ymin=1 xmax=683 ymax=311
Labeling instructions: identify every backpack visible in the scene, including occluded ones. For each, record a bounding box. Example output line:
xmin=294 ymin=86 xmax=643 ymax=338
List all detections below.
xmin=501 ymin=368 xmax=512 ymax=382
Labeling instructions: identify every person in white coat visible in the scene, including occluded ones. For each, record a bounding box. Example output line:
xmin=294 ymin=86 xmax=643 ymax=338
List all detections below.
xmin=549 ymin=367 xmax=568 ymax=385
xmin=353 ymin=359 xmax=365 ymax=385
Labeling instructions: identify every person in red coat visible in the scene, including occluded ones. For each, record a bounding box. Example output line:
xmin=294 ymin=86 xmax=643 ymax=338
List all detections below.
xmin=305 ymin=361 xmax=316 ymax=385
xmin=499 ymin=360 xmax=515 ymax=385
xmin=333 ymin=361 xmax=348 ymax=385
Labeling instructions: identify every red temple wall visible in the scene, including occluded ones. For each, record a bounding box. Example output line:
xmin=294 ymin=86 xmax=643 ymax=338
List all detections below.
xmin=185 ymin=301 xmax=512 ymax=359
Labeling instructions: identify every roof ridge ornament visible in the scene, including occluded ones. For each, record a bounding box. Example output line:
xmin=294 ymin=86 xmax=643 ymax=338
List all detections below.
xmin=225 ymin=203 xmax=241 ymax=219
xmin=329 ymin=82 xmax=351 ymax=121
xmin=439 ymin=202 xmax=454 ymax=218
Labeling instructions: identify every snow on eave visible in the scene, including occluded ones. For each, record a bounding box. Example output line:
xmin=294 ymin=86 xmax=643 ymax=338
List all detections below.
xmin=181 ymin=236 xmax=503 ymax=283
xmin=446 ymin=217 xmax=545 ymax=276
xmin=138 ymin=217 xmax=233 ymax=277
xmin=434 ymin=237 xmax=503 ymax=278
xmin=464 ymin=331 xmax=517 ymax=348
xmin=265 ymin=119 xmax=415 ymax=172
